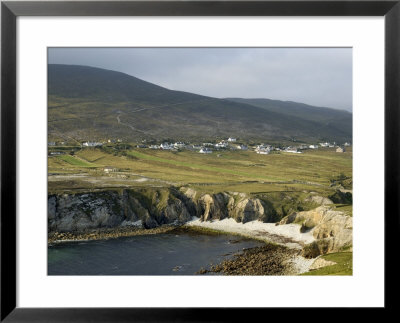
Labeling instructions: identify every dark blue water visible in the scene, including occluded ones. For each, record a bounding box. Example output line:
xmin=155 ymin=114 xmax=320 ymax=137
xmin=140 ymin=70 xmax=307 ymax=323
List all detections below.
xmin=48 ymin=232 xmax=263 ymax=275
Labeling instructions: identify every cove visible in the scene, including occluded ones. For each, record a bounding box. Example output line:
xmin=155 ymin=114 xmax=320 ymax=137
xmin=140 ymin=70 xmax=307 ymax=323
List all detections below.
xmin=48 ymin=232 xmax=264 ymax=275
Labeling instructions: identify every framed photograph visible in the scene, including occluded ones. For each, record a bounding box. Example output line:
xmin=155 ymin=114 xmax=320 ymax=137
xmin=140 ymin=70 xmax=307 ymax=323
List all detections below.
xmin=1 ymin=0 xmax=398 ymax=321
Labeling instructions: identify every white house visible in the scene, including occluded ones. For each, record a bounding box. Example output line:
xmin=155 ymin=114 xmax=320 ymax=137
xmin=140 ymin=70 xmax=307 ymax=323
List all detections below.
xmin=227 ymin=137 xmax=237 ymax=142
xmin=344 ymin=142 xmax=351 ymax=147
xmin=256 ymin=144 xmax=271 ymax=150
xmin=174 ymin=142 xmax=185 ymax=148
xmin=199 ymin=148 xmax=212 ymax=154
xmin=82 ymin=142 xmax=102 ymax=147
xmin=160 ymin=143 xmax=172 ymax=150
xmin=237 ymin=145 xmax=248 ymax=151
xmin=336 ymin=147 xmax=345 ymax=153
xmin=256 ymin=147 xmax=270 ymax=155
xmin=309 ymin=145 xmax=318 ymax=149
xmin=104 ymin=166 xmax=118 ymax=173
xmin=215 ymin=142 xmax=228 ymax=148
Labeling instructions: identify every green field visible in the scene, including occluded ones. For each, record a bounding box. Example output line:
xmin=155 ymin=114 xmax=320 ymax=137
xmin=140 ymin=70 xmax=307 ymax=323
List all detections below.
xmin=56 ymin=154 xmax=98 ymax=168
xmin=301 ymin=252 xmax=353 ymax=275
xmin=48 ymin=146 xmax=352 ymax=197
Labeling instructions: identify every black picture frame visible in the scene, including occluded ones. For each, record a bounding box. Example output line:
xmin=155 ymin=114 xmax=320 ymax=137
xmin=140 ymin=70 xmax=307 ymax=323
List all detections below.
xmin=1 ymin=0 xmax=399 ymax=321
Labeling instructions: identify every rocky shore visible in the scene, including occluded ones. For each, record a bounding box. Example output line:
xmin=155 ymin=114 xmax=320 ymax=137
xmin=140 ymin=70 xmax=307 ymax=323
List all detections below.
xmin=197 ymin=244 xmax=302 ymax=275
xmin=48 ymin=225 xmax=177 ymax=244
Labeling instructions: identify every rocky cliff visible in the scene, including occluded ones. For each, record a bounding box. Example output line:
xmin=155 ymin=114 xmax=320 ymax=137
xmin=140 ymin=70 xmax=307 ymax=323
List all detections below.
xmin=48 ymin=187 xmax=275 ymax=233
xmin=278 ymin=206 xmax=353 ymax=257
xmin=48 ymin=187 xmax=352 ymax=257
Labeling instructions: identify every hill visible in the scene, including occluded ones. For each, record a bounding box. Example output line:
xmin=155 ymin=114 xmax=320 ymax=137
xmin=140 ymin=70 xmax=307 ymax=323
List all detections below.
xmin=226 ymin=98 xmax=352 ymax=138
xmin=48 ymin=64 xmax=352 ymax=144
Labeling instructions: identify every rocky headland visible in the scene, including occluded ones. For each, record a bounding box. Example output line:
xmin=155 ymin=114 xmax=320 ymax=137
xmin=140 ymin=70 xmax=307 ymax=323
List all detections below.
xmin=48 ymin=186 xmax=352 ymax=274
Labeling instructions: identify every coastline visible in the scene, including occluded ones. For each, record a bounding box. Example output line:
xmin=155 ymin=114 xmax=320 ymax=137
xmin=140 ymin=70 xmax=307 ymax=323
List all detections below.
xmin=196 ymin=245 xmax=311 ymax=276
xmin=184 ymin=217 xmax=315 ymax=249
xmin=48 ymin=218 xmax=317 ymax=275
xmin=49 ymin=217 xmax=314 ymax=247
xmin=48 ymin=225 xmax=177 ymax=244
xmin=182 ymin=218 xmax=318 ymax=274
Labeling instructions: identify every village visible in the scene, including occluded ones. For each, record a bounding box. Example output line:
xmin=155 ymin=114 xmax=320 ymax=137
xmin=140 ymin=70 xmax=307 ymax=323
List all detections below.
xmin=48 ymin=136 xmax=351 ymax=156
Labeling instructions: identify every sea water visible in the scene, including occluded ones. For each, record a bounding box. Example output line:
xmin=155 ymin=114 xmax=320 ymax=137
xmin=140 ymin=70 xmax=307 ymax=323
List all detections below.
xmin=48 ymin=232 xmax=263 ymax=275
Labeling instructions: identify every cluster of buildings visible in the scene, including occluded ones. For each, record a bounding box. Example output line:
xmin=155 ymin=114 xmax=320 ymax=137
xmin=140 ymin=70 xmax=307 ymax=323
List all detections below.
xmin=317 ymin=141 xmax=349 ymax=148
xmin=318 ymin=142 xmax=351 ymax=153
xmin=89 ymin=137 xmax=351 ymax=155
xmin=148 ymin=142 xmax=186 ymax=150
xmin=82 ymin=141 xmax=103 ymax=147
xmin=50 ymin=138 xmax=126 ymax=147
xmin=49 ymin=136 xmax=351 ymax=156
xmin=254 ymin=141 xmax=351 ymax=155
xmin=82 ymin=139 xmax=124 ymax=147
xmin=255 ymin=144 xmax=301 ymax=155
xmin=255 ymin=144 xmax=271 ymax=155
xmin=48 ymin=141 xmax=67 ymax=146
xmin=144 ymin=138 xmax=241 ymax=154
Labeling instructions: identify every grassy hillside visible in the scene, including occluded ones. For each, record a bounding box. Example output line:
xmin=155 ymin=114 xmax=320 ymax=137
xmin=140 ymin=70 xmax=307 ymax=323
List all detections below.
xmin=227 ymin=98 xmax=352 ymax=140
xmin=48 ymin=64 xmax=352 ymax=143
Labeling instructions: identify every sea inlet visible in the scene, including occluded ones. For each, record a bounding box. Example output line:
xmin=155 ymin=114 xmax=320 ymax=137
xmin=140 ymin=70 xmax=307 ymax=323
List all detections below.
xmin=48 ymin=231 xmax=264 ymax=275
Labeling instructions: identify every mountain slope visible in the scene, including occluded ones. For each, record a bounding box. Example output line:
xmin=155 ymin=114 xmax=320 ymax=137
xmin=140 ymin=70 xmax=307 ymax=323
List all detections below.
xmin=226 ymin=98 xmax=351 ymax=122
xmin=48 ymin=64 xmax=352 ymax=143
xmin=226 ymin=98 xmax=352 ymax=137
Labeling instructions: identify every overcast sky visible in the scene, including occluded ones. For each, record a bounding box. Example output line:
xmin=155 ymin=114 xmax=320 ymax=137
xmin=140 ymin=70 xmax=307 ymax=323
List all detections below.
xmin=48 ymin=48 xmax=352 ymax=111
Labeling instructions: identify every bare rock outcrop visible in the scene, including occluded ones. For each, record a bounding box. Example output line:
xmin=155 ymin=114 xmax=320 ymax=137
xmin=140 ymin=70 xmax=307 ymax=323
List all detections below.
xmin=48 ymin=191 xmax=125 ymax=232
xmin=279 ymin=206 xmax=352 ymax=257
xmin=228 ymin=196 xmax=265 ymax=223
xmin=48 ymin=188 xmax=194 ymax=232
xmin=304 ymin=195 xmax=333 ymax=206
xmin=198 ymin=193 xmax=230 ymax=221
xmin=49 ymin=187 xmax=334 ymax=240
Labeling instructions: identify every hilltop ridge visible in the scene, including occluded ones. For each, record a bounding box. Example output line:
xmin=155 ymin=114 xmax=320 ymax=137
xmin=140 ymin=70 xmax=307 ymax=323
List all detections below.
xmin=48 ymin=64 xmax=352 ymax=143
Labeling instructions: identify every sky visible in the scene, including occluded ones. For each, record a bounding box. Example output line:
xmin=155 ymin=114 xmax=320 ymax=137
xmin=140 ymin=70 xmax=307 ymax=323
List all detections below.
xmin=48 ymin=48 xmax=352 ymax=111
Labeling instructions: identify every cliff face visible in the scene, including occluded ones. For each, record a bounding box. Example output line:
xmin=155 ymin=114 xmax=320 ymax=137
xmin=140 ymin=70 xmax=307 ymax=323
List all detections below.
xmin=48 ymin=187 xmax=274 ymax=233
xmin=48 ymin=187 xmax=353 ymax=257
xmin=279 ymin=206 xmax=353 ymax=257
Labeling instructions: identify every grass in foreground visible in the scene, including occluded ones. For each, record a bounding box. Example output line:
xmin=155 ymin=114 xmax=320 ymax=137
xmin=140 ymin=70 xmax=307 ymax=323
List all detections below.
xmin=301 ymin=252 xmax=353 ymax=275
